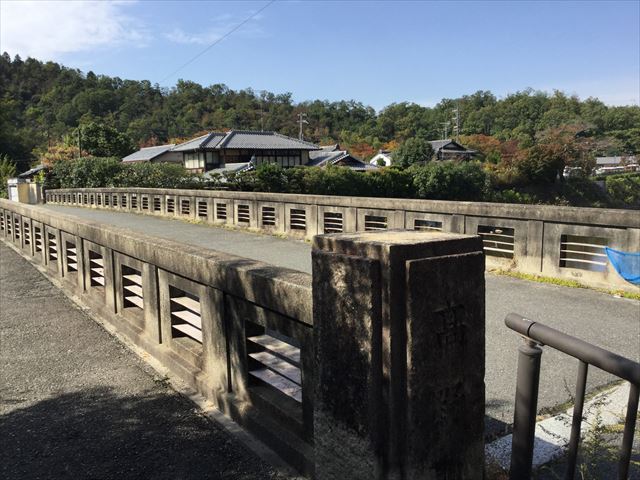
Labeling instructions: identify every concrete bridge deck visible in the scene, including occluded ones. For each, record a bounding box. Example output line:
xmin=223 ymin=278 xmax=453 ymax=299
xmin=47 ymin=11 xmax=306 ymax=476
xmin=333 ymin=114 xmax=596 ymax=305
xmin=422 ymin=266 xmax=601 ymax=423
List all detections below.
xmin=14 ymin=205 xmax=640 ymax=435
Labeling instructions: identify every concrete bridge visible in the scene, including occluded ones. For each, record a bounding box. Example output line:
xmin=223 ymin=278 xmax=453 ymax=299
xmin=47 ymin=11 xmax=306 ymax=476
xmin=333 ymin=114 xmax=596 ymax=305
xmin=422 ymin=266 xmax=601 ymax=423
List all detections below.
xmin=1 ymin=198 xmax=638 ymax=478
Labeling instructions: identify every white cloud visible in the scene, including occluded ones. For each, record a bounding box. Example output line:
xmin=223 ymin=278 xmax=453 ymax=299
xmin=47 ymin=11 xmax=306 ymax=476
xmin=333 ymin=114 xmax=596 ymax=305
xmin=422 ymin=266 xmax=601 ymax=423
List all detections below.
xmin=164 ymin=12 xmax=265 ymax=45
xmin=165 ymin=28 xmax=222 ymax=46
xmin=0 ymin=0 xmax=149 ymax=59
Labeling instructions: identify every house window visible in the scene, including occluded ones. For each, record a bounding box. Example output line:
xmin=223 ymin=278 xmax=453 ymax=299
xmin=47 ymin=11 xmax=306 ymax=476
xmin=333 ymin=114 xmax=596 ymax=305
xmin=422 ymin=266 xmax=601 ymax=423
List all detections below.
xmin=254 ymin=150 xmax=301 ymax=168
xmin=205 ymin=151 xmax=219 ymax=170
xmin=184 ymin=152 xmax=205 ymax=170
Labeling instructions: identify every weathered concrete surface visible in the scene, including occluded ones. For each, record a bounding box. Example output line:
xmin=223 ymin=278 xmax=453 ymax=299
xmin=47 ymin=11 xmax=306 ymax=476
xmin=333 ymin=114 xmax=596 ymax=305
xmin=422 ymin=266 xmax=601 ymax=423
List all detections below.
xmin=312 ymin=251 xmax=382 ymax=480
xmin=48 ymin=186 xmax=640 ymax=228
xmin=44 ymin=204 xmax=312 ymax=273
xmin=0 ymin=243 xmax=288 ymax=480
xmin=23 ymin=205 xmax=640 ymax=432
xmin=313 ymin=231 xmax=485 ymax=479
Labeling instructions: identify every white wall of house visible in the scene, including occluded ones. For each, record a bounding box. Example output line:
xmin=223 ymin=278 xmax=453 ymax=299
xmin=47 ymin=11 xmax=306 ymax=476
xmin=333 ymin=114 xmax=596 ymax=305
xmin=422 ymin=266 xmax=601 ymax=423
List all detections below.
xmin=369 ymin=153 xmax=392 ymax=167
xmin=153 ymin=151 xmax=183 ymax=164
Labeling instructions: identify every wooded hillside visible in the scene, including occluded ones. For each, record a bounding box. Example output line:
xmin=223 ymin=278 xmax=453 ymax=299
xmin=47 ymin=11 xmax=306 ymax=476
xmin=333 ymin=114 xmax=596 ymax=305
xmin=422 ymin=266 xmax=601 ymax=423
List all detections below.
xmin=1 ymin=53 xmax=639 ymax=168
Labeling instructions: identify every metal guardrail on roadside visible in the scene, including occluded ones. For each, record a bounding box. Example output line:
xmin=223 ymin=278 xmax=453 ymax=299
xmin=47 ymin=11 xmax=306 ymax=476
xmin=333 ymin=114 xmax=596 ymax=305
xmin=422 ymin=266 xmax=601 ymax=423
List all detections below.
xmin=505 ymin=313 xmax=640 ymax=480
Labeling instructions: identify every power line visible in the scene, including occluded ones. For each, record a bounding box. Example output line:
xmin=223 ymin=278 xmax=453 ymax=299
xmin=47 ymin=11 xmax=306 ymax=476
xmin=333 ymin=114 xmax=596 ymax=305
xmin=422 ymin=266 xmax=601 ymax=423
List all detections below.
xmin=159 ymin=0 xmax=276 ymax=84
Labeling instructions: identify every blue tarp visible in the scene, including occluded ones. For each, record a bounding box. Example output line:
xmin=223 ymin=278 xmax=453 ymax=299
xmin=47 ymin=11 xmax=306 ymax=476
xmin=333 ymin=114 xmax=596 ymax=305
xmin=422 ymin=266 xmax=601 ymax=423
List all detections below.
xmin=605 ymin=247 xmax=640 ymax=285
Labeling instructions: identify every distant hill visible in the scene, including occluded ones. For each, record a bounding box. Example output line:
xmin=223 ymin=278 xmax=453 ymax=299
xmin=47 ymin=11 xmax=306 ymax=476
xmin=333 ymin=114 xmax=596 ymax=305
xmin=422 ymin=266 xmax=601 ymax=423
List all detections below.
xmin=1 ymin=53 xmax=638 ymax=166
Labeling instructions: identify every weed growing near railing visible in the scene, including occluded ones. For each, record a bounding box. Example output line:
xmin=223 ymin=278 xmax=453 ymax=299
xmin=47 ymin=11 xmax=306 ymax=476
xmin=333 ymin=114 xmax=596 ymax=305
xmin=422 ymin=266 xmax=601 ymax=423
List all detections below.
xmin=491 ymin=269 xmax=640 ymax=301
xmin=535 ymin=385 xmax=639 ymax=480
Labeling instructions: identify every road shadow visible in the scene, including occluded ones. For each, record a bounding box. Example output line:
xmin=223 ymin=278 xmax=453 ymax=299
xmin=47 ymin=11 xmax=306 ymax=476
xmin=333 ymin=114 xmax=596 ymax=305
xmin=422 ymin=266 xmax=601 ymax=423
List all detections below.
xmin=0 ymin=387 xmax=286 ymax=480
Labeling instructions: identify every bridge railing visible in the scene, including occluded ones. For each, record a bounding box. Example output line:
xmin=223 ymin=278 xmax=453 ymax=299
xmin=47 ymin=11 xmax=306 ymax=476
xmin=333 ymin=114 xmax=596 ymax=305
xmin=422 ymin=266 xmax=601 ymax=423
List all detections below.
xmin=2 ymin=197 xmax=489 ymax=478
xmin=44 ymin=187 xmax=640 ymax=291
xmin=0 ymin=199 xmax=314 ymax=472
xmin=505 ymin=313 xmax=640 ymax=480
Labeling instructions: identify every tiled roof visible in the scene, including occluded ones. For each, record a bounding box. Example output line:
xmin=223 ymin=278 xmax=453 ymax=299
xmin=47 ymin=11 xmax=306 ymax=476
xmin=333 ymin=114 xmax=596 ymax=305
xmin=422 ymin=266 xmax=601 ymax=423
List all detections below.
xmin=428 ymin=139 xmax=475 ymax=153
xmin=307 ymin=149 xmax=373 ymax=171
xmin=307 ymin=150 xmax=351 ymax=167
xmin=201 ymin=133 xmax=226 ymax=149
xmin=17 ymin=164 xmax=46 ymax=178
xmin=170 ymin=134 xmax=211 ymax=152
xmin=596 ymin=156 xmax=636 ymax=165
xmin=172 ymin=130 xmax=319 ymax=152
xmin=218 ymin=130 xmax=320 ymax=150
xmin=428 ymin=139 xmax=454 ymax=151
xmin=122 ymin=144 xmax=175 ymax=162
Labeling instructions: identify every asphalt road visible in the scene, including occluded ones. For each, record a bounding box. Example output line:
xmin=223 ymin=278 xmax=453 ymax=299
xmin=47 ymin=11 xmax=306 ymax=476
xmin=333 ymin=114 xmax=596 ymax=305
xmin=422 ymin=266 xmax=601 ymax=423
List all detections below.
xmin=0 ymin=243 xmax=288 ymax=480
xmin=30 ymin=206 xmax=640 ymax=433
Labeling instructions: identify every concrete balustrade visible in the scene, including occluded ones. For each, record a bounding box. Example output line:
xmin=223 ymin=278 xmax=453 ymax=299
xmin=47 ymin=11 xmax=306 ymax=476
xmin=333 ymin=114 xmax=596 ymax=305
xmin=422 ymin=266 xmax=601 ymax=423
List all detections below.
xmin=1 ymin=198 xmax=314 ymax=473
xmin=1 ymin=197 xmax=498 ymax=477
xmin=45 ymin=187 xmax=640 ymax=290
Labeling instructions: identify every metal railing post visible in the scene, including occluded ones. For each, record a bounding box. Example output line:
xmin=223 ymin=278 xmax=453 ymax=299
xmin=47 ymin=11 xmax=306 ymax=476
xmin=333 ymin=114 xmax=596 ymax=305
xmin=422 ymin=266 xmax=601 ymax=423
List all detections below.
xmin=618 ymin=382 xmax=639 ymax=480
xmin=565 ymin=360 xmax=589 ymax=480
xmin=510 ymin=338 xmax=543 ymax=480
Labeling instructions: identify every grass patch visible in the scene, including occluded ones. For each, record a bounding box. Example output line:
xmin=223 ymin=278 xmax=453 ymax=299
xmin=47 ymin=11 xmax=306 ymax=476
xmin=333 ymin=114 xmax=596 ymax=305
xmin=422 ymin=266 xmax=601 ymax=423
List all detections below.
xmin=491 ymin=269 xmax=640 ymax=301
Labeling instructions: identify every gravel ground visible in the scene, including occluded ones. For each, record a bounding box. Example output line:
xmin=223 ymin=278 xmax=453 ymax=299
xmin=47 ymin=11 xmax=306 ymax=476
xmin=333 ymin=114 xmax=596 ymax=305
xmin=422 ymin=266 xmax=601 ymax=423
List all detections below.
xmin=0 ymin=243 xmax=288 ymax=480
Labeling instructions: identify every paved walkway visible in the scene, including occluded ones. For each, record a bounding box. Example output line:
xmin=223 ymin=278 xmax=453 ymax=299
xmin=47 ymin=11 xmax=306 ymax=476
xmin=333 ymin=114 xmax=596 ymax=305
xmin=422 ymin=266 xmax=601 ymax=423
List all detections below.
xmin=0 ymin=243 xmax=288 ymax=480
xmin=22 ymin=206 xmax=640 ymax=434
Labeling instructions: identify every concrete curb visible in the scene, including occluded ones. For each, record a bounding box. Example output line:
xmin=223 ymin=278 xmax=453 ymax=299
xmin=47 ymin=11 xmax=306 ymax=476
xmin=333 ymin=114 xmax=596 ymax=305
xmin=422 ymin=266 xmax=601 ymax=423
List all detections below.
xmin=486 ymin=382 xmax=632 ymax=471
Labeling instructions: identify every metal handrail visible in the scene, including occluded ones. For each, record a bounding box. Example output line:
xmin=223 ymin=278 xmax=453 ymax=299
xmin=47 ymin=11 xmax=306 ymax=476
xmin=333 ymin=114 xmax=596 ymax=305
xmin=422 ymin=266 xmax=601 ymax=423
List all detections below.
xmin=505 ymin=313 xmax=640 ymax=480
xmin=506 ymin=314 xmax=640 ymax=385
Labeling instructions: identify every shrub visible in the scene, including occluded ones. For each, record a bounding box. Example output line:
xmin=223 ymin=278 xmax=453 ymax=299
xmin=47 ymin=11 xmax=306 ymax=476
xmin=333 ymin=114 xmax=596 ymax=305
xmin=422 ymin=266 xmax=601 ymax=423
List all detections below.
xmin=48 ymin=157 xmax=199 ymax=190
xmin=364 ymin=167 xmax=414 ymax=198
xmin=490 ymin=189 xmax=536 ymax=204
xmin=49 ymin=156 xmax=122 ymax=188
xmin=301 ymin=166 xmax=365 ymax=196
xmin=410 ymin=161 xmax=488 ymax=201
xmin=115 ymin=162 xmax=197 ymax=189
xmin=253 ymin=163 xmax=290 ymax=192
xmin=605 ymin=173 xmax=640 ymax=208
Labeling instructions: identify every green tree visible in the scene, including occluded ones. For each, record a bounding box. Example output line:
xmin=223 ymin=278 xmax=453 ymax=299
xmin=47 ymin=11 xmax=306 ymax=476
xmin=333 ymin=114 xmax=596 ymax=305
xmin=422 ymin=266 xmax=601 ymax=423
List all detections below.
xmin=75 ymin=122 xmax=135 ymax=158
xmin=394 ymin=137 xmax=434 ymax=168
xmin=0 ymin=154 xmax=17 ymax=198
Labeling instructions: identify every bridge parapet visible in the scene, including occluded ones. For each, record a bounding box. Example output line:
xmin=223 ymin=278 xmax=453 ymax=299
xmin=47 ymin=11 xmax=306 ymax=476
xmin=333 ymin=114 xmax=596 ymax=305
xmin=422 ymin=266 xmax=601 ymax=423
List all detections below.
xmin=2 ymin=198 xmax=487 ymax=478
xmin=0 ymin=198 xmax=313 ymax=472
xmin=45 ymin=188 xmax=640 ymax=290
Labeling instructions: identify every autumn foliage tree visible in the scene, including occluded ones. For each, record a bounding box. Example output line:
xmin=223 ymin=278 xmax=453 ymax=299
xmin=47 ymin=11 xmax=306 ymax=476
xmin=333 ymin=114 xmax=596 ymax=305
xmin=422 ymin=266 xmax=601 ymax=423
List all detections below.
xmin=512 ymin=125 xmax=594 ymax=183
xmin=460 ymin=134 xmax=502 ymax=163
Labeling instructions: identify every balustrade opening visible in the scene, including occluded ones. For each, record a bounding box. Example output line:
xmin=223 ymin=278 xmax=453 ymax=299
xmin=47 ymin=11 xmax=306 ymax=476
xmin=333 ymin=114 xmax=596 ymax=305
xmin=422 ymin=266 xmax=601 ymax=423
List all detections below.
xmin=290 ymin=209 xmax=306 ymax=231
xmin=414 ymin=219 xmax=443 ymax=231
xmin=560 ymin=234 xmax=608 ymax=272
xmin=364 ymin=214 xmax=387 ymax=231
xmin=170 ymin=287 xmax=202 ymax=344
xmin=262 ymin=206 xmax=276 ymax=227
xmin=478 ymin=225 xmax=515 ymax=258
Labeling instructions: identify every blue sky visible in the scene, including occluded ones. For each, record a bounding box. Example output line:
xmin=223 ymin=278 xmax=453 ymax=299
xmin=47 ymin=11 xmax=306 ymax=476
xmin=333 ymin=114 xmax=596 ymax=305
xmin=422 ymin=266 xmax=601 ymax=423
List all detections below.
xmin=1 ymin=1 xmax=639 ymax=109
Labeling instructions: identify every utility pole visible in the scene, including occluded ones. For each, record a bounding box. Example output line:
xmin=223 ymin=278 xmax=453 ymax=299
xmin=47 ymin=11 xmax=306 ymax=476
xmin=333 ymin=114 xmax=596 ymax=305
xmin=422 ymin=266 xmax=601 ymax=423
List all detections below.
xmin=259 ymin=91 xmax=265 ymax=132
xmin=453 ymin=102 xmax=460 ymax=142
xmin=298 ymin=112 xmax=308 ymax=141
xmin=440 ymin=121 xmax=450 ymax=140
xmin=77 ymin=127 xmax=81 ymax=159
xmin=260 ymin=104 xmax=264 ymax=132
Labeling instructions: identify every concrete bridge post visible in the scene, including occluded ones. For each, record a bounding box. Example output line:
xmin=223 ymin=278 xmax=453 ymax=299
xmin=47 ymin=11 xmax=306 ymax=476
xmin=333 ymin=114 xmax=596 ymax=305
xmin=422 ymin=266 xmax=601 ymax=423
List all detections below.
xmin=312 ymin=230 xmax=486 ymax=479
